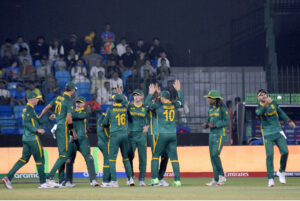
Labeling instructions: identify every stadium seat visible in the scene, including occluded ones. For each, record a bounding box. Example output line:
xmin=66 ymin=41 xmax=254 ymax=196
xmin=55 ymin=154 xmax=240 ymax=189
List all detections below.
xmin=81 ymin=93 xmax=91 ymax=101
xmin=7 ymin=82 xmax=20 ymax=94
xmin=1 ymin=128 xmax=19 ymax=134
xmin=47 ymin=93 xmax=58 ymax=102
xmin=76 ymin=82 xmax=91 ymax=95
xmin=13 ymin=105 xmax=25 ymax=119
xmin=0 ymin=106 xmax=13 ymax=117
xmin=35 ymin=105 xmax=45 ymax=115
xmin=100 ymin=104 xmax=111 ymax=114
xmin=55 ymin=70 xmax=71 ymax=90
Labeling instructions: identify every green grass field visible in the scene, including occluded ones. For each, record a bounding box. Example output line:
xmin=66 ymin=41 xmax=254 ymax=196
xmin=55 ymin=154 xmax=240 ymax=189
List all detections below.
xmin=1 ymin=177 xmax=300 ymax=200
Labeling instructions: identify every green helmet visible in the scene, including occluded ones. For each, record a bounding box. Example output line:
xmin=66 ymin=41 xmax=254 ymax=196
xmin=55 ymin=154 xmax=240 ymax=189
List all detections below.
xmin=204 ymin=90 xmax=223 ymax=99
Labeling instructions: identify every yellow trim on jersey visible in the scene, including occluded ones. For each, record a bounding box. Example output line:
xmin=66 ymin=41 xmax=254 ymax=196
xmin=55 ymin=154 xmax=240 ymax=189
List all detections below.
xmin=150 ymin=111 xmax=153 ymax=135
xmin=19 ymin=158 xmax=27 ymax=163
xmin=103 ymin=165 xmax=110 ymax=168
xmin=27 ymin=103 xmax=34 ymax=108
xmin=134 ymin=102 xmax=142 ymax=108
xmin=75 ymin=108 xmax=85 ymax=112
xmin=64 ymin=92 xmax=71 ymax=97
xmin=104 ymin=128 xmax=109 ymax=138
xmin=108 ymin=138 xmax=110 ymax=154
xmin=152 ymin=157 xmax=159 ymax=160
xmin=36 ymin=162 xmax=43 ymax=165
xmin=264 ymin=110 xmax=278 ymax=116
xmin=35 ymin=135 xmax=43 ymax=158
xmin=84 ymin=119 xmax=87 ymax=137
xmin=218 ymin=135 xmax=223 ymax=151
xmin=109 ymin=159 xmax=116 ymax=162
xmin=171 ymin=160 xmax=179 ymax=163
xmin=65 ymin=119 xmax=68 ymax=151
xmin=31 ymin=118 xmax=36 ymax=129
xmin=123 ymin=158 xmax=129 ymax=161
xmin=60 ymin=155 xmax=66 ymax=157
xmin=222 ymin=127 xmax=225 ymax=136
xmin=113 ymin=103 xmax=122 ymax=107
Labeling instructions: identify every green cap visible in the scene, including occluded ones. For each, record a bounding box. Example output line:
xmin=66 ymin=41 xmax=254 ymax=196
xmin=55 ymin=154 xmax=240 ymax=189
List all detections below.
xmin=27 ymin=91 xmax=42 ymax=99
xmin=112 ymin=94 xmax=123 ymax=103
xmin=65 ymin=82 xmax=77 ymax=90
xmin=204 ymin=90 xmax=223 ymax=99
xmin=133 ymin=89 xmax=144 ymax=96
xmin=76 ymin=96 xmax=86 ymax=103
xmin=160 ymin=91 xmax=170 ymax=99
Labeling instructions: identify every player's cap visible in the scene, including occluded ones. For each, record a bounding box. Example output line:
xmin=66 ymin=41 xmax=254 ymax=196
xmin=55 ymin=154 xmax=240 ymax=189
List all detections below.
xmin=112 ymin=94 xmax=123 ymax=103
xmin=133 ymin=89 xmax=144 ymax=96
xmin=160 ymin=91 xmax=170 ymax=99
xmin=65 ymin=82 xmax=77 ymax=90
xmin=76 ymin=96 xmax=86 ymax=103
xmin=204 ymin=90 xmax=223 ymax=99
xmin=27 ymin=91 xmax=42 ymax=99
xmin=257 ymin=89 xmax=267 ymax=97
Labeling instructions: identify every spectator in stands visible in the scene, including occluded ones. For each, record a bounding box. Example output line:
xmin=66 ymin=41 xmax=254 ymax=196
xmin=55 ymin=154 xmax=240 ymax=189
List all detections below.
xmin=49 ymin=39 xmax=64 ymax=60
xmin=83 ymin=46 xmax=103 ymax=70
xmin=91 ymin=70 xmax=107 ymax=95
xmin=96 ymin=81 xmax=112 ymax=104
xmin=143 ymin=69 xmax=157 ymax=93
xmin=18 ymin=48 xmax=33 ymax=65
xmin=148 ymin=37 xmax=164 ymax=60
xmin=71 ymin=59 xmax=89 ymax=84
xmin=157 ymin=51 xmax=170 ymax=67
xmin=120 ymin=46 xmax=136 ymax=69
xmin=54 ymin=64 xmax=71 ymax=90
xmin=25 ymin=81 xmax=43 ymax=101
xmin=66 ymin=48 xmax=79 ymax=70
xmin=64 ymin=34 xmax=82 ymax=56
xmin=133 ymin=38 xmax=147 ymax=57
xmin=10 ymin=84 xmax=26 ymax=106
xmin=90 ymin=60 xmax=105 ymax=79
xmin=12 ymin=36 xmax=30 ymax=56
xmin=54 ymin=55 xmax=67 ymax=72
xmin=135 ymin=52 xmax=146 ymax=69
xmin=85 ymin=95 xmax=101 ymax=134
xmin=43 ymin=74 xmax=60 ymax=94
xmin=108 ymin=47 xmax=120 ymax=65
xmin=37 ymin=57 xmax=51 ymax=79
xmin=21 ymin=59 xmax=35 ymax=81
xmin=1 ymin=39 xmax=13 ymax=57
xmin=0 ymin=80 xmax=10 ymax=105
xmin=125 ymin=68 xmax=141 ymax=96
xmin=106 ymin=59 xmax=122 ymax=79
xmin=101 ymin=23 xmax=115 ymax=54
xmin=140 ymin=59 xmax=156 ymax=78
xmin=83 ymin=32 xmax=95 ymax=56
xmin=109 ymin=71 xmax=123 ymax=90
xmin=6 ymin=61 xmax=20 ymax=81
xmin=158 ymin=70 xmax=172 ymax=90
xmin=116 ymin=37 xmax=128 ymax=56
xmin=157 ymin=58 xmax=171 ymax=76
xmin=30 ymin=36 xmax=48 ymax=62
xmin=0 ymin=49 xmax=19 ymax=70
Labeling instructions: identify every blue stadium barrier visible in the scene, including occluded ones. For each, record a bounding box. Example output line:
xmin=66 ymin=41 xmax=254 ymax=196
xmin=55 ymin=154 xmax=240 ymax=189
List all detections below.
xmin=81 ymin=93 xmax=91 ymax=101
xmin=13 ymin=105 xmax=25 ymax=119
xmin=0 ymin=106 xmax=13 ymax=117
xmin=76 ymin=82 xmax=91 ymax=95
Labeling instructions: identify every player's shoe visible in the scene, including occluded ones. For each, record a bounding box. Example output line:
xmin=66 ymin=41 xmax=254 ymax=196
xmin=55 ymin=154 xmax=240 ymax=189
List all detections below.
xmin=217 ymin=175 xmax=226 ymax=186
xmin=46 ymin=178 xmax=60 ymax=188
xmin=172 ymin=180 xmax=182 ymax=187
xmin=64 ymin=181 xmax=76 ymax=188
xmin=139 ymin=180 xmax=146 ymax=186
xmin=151 ymin=178 xmax=159 ymax=186
xmin=2 ymin=177 xmax=13 ymax=189
xmin=268 ymin=179 xmax=275 ymax=187
xmin=148 ymin=180 xmax=159 ymax=186
xmin=38 ymin=183 xmax=53 ymax=188
xmin=159 ymin=179 xmax=169 ymax=186
xmin=111 ymin=181 xmax=119 ymax=187
xmin=205 ymin=179 xmax=218 ymax=186
xmin=127 ymin=177 xmax=135 ymax=186
xmin=101 ymin=182 xmax=112 ymax=188
xmin=276 ymin=171 xmax=286 ymax=184
xmin=90 ymin=180 xmax=99 ymax=187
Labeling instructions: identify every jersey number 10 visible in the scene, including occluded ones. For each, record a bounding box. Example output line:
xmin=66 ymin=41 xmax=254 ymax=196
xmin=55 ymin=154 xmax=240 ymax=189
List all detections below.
xmin=163 ymin=109 xmax=175 ymax=122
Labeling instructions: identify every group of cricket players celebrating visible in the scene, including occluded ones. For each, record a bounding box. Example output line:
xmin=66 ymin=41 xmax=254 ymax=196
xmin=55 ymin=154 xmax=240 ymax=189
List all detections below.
xmin=1 ymin=80 xmax=296 ymax=189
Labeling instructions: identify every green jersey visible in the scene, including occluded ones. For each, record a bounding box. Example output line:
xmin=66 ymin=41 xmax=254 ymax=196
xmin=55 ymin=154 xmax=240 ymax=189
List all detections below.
xmin=22 ymin=103 xmax=40 ymax=141
xmin=255 ymin=101 xmax=289 ymax=136
xmin=102 ymin=103 xmax=128 ymax=133
xmin=128 ymin=103 xmax=148 ymax=132
xmin=145 ymin=90 xmax=184 ymax=134
xmin=50 ymin=92 xmax=74 ymax=125
xmin=72 ymin=108 xmax=88 ymax=138
xmin=205 ymin=104 xmax=229 ymax=135
xmin=96 ymin=114 xmax=110 ymax=143
xmin=148 ymin=110 xmax=159 ymax=135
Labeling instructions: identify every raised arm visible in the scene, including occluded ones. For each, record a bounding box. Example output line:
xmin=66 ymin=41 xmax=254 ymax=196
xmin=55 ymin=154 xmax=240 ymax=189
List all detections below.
xmin=39 ymin=104 xmax=52 ymax=119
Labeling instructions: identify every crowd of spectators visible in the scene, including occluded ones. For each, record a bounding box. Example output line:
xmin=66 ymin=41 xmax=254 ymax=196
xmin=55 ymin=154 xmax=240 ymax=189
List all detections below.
xmin=0 ymin=24 xmax=177 ymax=107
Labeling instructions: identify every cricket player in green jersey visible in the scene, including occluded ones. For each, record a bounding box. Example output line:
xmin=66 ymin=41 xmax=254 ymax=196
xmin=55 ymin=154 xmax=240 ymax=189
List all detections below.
xmin=145 ymin=80 xmax=183 ymax=187
xmin=61 ymin=96 xmax=98 ymax=187
xmin=39 ymin=82 xmax=78 ymax=187
xmin=97 ymin=113 xmax=112 ymax=187
xmin=147 ymin=84 xmax=169 ymax=187
xmin=202 ymin=90 xmax=229 ymax=186
xmin=101 ymin=94 xmax=134 ymax=187
xmin=127 ymin=89 xmax=149 ymax=186
xmin=2 ymin=92 xmax=52 ymax=189
xmin=256 ymin=89 xmax=296 ymax=187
